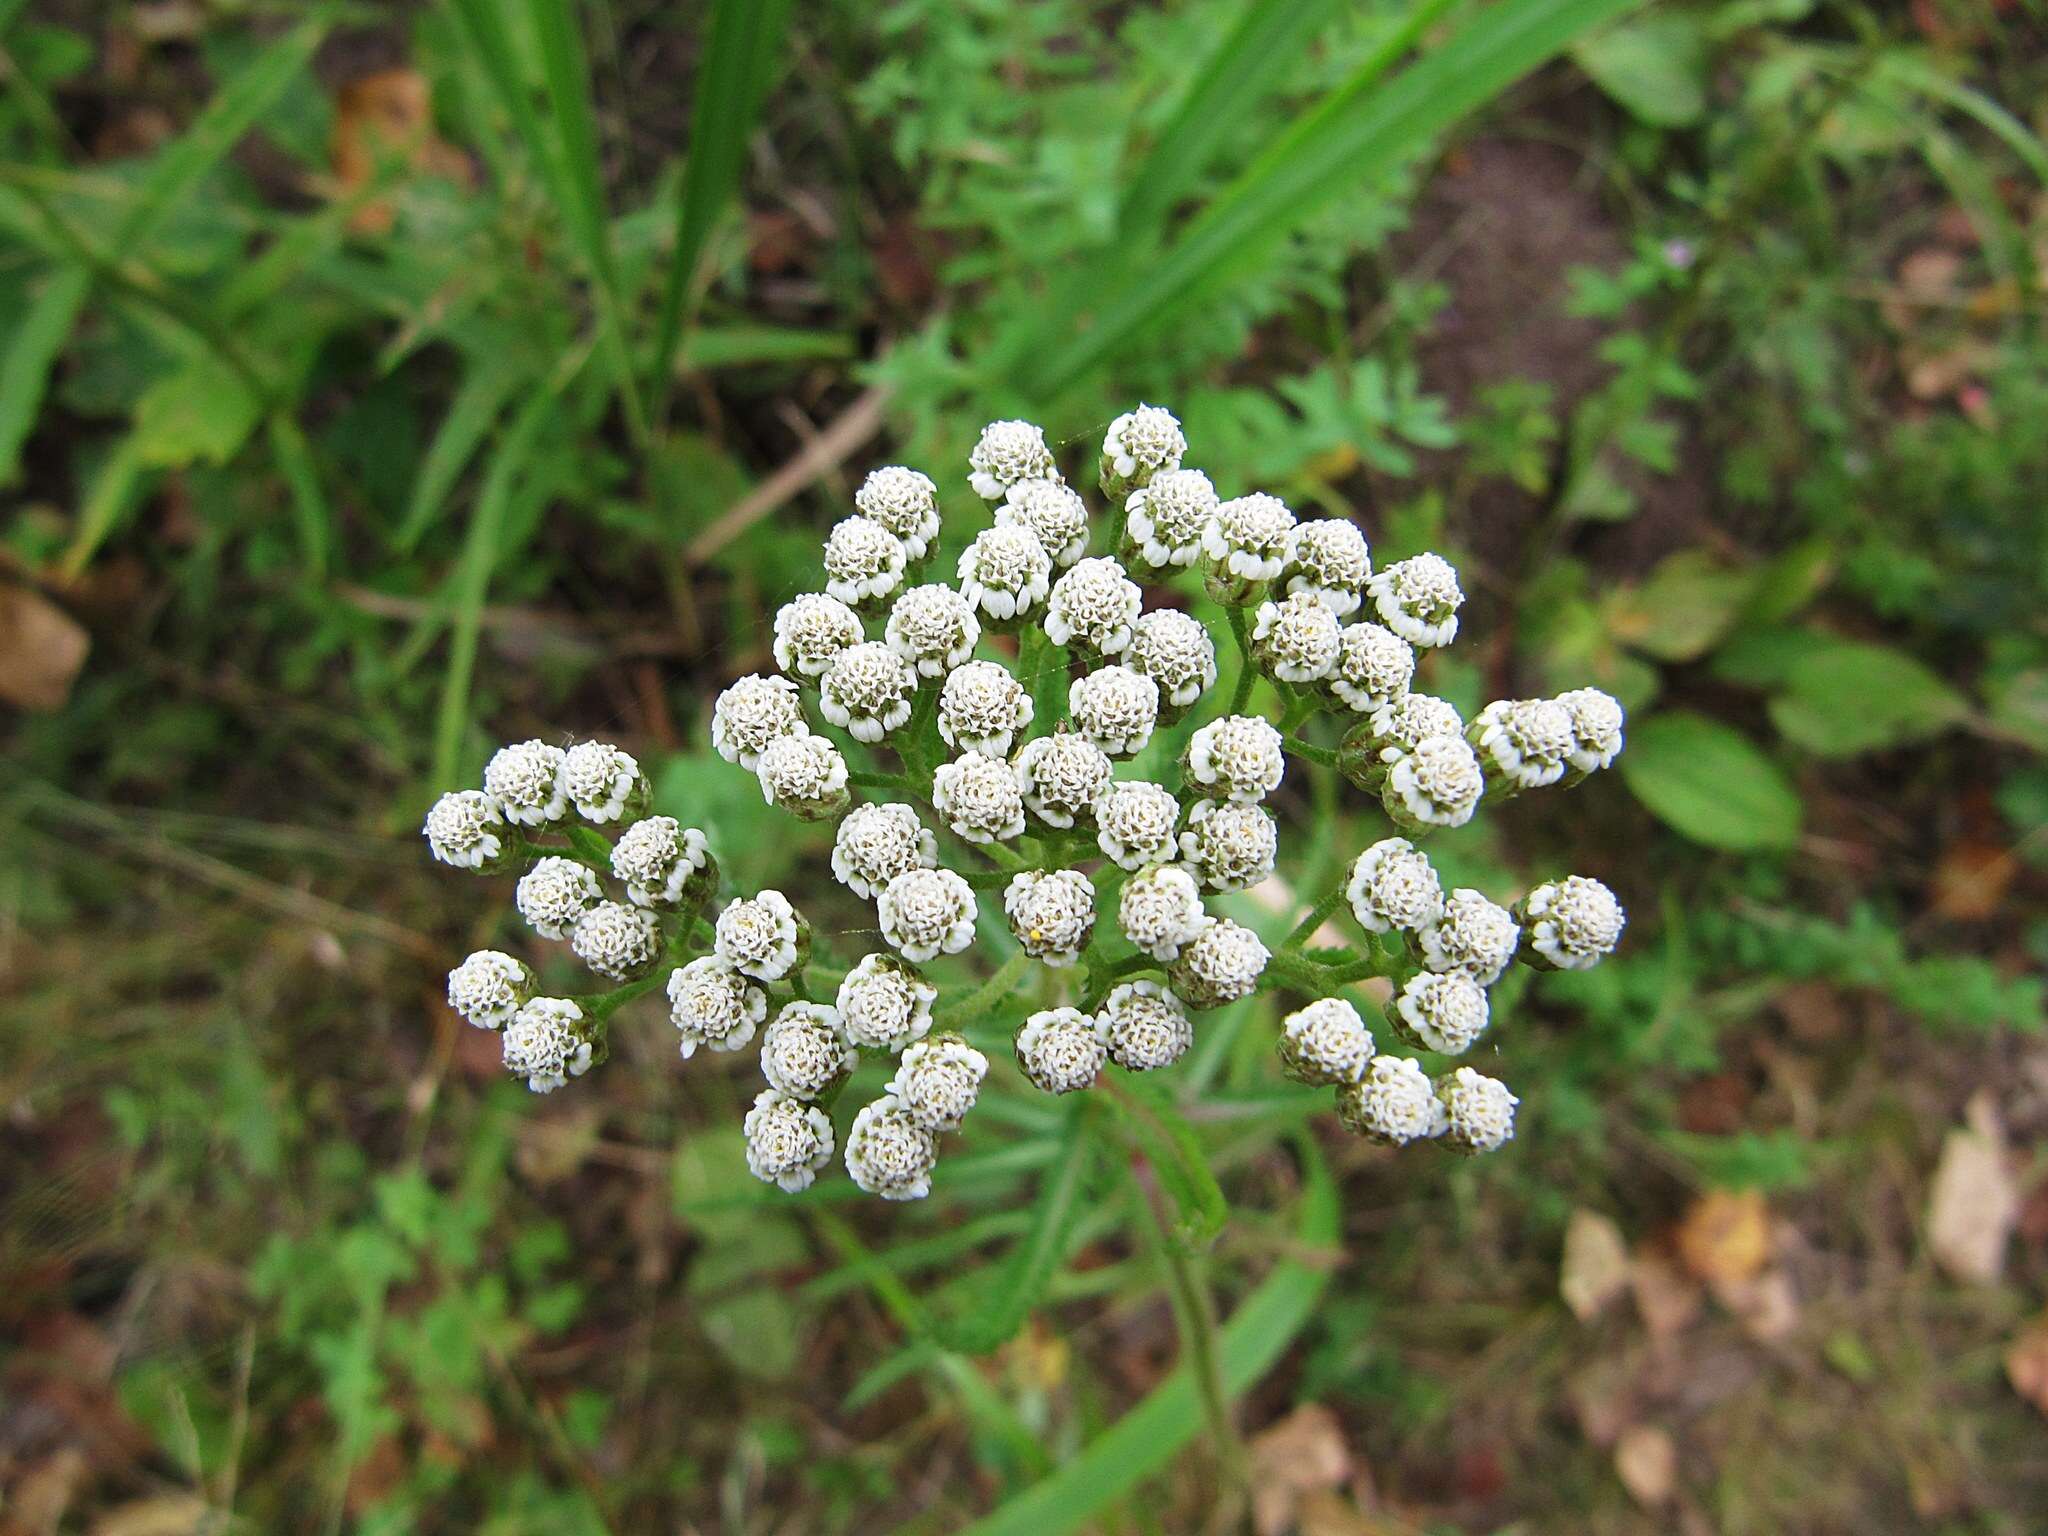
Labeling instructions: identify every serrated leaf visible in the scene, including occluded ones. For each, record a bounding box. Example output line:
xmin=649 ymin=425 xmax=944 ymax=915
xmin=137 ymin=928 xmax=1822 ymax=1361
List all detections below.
xmin=1619 ymin=712 xmax=1802 ymax=851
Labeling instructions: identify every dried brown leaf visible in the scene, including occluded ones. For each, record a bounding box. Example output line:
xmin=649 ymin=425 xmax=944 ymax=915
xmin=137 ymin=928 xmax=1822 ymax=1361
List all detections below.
xmin=1927 ymin=1094 xmax=2019 ymax=1284
xmin=1614 ymin=1424 xmax=1676 ymax=1508
xmin=1675 ymin=1189 xmax=1773 ymax=1288
xmin=0 ymin=582 xmax=90 ymax=711
xmin=2004 ymin=1313 xmax=2048 ymax=1417
xmin=1560 ymin=1209 xmax=1630 ymax=1322
xmin=1250 ymin=1403 xmax=1352 ymax=1536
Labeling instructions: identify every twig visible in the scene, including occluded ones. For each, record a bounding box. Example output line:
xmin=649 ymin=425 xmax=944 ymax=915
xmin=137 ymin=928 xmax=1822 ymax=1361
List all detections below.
xmin=684 ymin=385 xmax=894 ymax=565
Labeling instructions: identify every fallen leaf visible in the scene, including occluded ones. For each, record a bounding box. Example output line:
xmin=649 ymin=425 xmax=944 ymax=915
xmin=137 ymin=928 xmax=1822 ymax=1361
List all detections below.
xmin=1560 ymin=1209 xmax=1631 ymax=1321
xmin=0 ymin=581 xmax=90 ymax=711
xmin=330 ymin=70 xmax=471 ymax=236
xmin=2004 ymin=1312 xmax=2048 ymax=1416
xmin=1716 ymin=1266 xmax=1800 ymax=1344
xmin=1630 ymin=1246 xmax=1703 ymax=1339
xmin=1675 ymin=1189 xmax=1773 ymax=1288
xmin=1614 ymin=1424 xmax=1676 ymax=1508
xmin=1249 ymin=1404 xmax=1352 ymax=1536
xmin=88 ymin=1496 xmax=211 ymax=1536
xmin=1774 ymin=981 xmax=1848 ymax=1043
xmin=1927 ymin=1094 xmax=2019 ymax=1284
xmin=1929 ymin=839 xmax=2019 ymax=921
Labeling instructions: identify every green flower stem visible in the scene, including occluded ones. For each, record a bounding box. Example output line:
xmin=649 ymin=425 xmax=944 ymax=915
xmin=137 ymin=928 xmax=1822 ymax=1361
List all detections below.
xmin=849 ymin=769 xmax=911 ymax=792
xmin=1284 ymin=735 xmax=1337 ymax=767
xmin=1259 ymin=946 xmax=1360 ymax=995
xmin=584 ymin=963 xmax=677 ymax=1022
xmin=1278 ymin=692 xmax=1321 ymax=733
xmin=1282 ymin=885 xmax=1349 ymax=952
xmin=939 ymin=948 xmax=1035 ymax=1030
xmin=1082 ymin=951 xmax=1160 ymax=1012
xmin=1225 ymin=606 xmax=1255 ymax=714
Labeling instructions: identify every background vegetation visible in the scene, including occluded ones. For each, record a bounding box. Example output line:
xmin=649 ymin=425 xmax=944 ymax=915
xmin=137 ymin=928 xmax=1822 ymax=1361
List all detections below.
xmin=3 ymin=0 xmax=2045 ymax=1531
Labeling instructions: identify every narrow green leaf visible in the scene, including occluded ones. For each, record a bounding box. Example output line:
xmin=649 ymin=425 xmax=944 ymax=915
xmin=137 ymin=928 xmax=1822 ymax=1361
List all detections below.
xmin=60 ymin=433 xmax=150 ymax=578
xmin=1106 ymin=1081 xmax=1228 ymax=1248
xmin=0 ymin=266 xmax=88 ymax=485
xmin=266 ymin=411 xmax=330 ymax=581
xmin=1619 ymin=711 xmax=1803 ymax=852
xmin=393 ymin=358 xmax=524 ymax=552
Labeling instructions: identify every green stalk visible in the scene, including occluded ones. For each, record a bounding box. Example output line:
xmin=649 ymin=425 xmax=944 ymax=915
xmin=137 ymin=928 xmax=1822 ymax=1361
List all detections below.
xmin=1282 ymin=886 xmax=1349 ymax=951
xmin=1225 ymin=606 xmax=1256 ymax=714
xmin=939 ymin=949 xmax=1035 ymax=1030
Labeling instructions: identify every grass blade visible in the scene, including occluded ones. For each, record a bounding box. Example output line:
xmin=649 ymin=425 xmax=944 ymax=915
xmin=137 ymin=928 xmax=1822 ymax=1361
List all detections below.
xmin=0 ymin=267 xmax=88 ymax=486
xmin=265 ymin=410 xmax=330 ymax=581
xmin=393 ymin=356 xmax=524 ymax=553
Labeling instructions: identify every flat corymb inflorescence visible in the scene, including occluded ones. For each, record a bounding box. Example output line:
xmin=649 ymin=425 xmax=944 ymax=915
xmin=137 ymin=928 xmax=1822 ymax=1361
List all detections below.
xmin=424 ymin=406 xmax=1628 ymax=1200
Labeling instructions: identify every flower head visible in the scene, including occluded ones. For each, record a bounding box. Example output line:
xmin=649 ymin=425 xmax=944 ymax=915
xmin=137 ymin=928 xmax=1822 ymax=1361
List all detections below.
xmin=760 ymin=1001 xmax=857 ymax=1100
xmin=1203 ymin=492 xmax=1294 ymax=591
xmin=712 ymin=674 xmax=805 ymax=769
xmin=755 ymin=730 xmax=851 ymax=821
xmin=1016 ymin=1006 xmax=1108 ymax=1094
xmin=610 ymin=815 xmax=713 ymax=910
xmin=823 ymin=515 xmax=908 ymax=608
xmin=855 ymin=465 xmax=941 ymax=559
xmin=668 ymin=956 xmax=766 ymax=1057
xmin=819 ymin=642 xmax=917 ymax=744
xmin=1252 ymin=591 xmax=1342 ymax=683
xmin=516 ymin=856 xmax=602 ymax=940
xmin=1440 ymin=1066 xmax=1518 ymax=1154
xmin=1328 ymin=622 xmax=1415 ymax=714
xmin=1345 ymin=837 xmax=1444 ymax=934
xmin=1470 ymin=698 xmax=1576 ymax=792
xmin=1556 ymin=687 xmax=1625 ymax=774
xmin=845 ymin=1095 xmax=938 ymax=1199
xmin=1369 ymin=693 xmax=1465 ymax=755
xmin=933 ymin=751 xmax=1027 ymax=845
xmin=1045 ymin=557 xmax=1142 ymax=655
xmin=1368 ymin=552 xmax=1462 ymax=647
xmin=571 ymin=900 xmax=661 ymax=981
xmin=831 ymin=802 xmax=937 ymax=900
xmin=888 ymin=1034 xmax=988 ymax=1131
xmin=1419 ymin=888 xmax=1520 ymax=985
xmin=1119 ymin=863 xmax=1208 ymax=961
xmin=561 ymin=741 xmax=647 ymax=823
xmin=424 ymin=790 xmax=505 ymax=870
xmin=744 ymin=1089 xmax=836 ymax=1192
xmin=447 ymin=950 xmax=533 ymax=1030
xmin=968 ymin=419 xmax=1056 ymax=501
xmin=1278 ymin=997 xmax=1375 ymax=1086
xmin=484 ymin=740 xmax=568 ymax=826
xmin=1123 ymin=469 xmax=1218 ymax=571
xmin=885 ymin=584 xmax=980 ymax=678
xmin=1518 ymin=876 xmax=1625 ymax=971
xmin=715 ymin=890 xmax=807 ymax=982
xmin=1337 ymin=1056 xmax=1447 ymax=1146
xmin=1383 ymin=735 xmax=1485 ymax=830
xmin=1068 ymin=664 xmax=1160 ymax=756
xmin=835 ymin=952 xmax=938 ymax=1051
xmin=1003 ymin=868 xmax=1097 ymax=966
xmin=1185 ymin=714 xmax=1286 ymax=803
xmin=1283 ymin=519 xmax=1371 ymax=615
xmin=1015 ymin=731 xmax=1114 ymax=829
xmin=1124 ymin=608 xmax=1217 ymax=710
xmin=772 ymin=594 xmax=863 ymax=679
xmin=1178 ymin=799 xmax=1278 ymax=893
xmin=1169 ymin=917 xmax=1269 ymax=1009
xmin=878 ymin=868 xmax=977 ymax=962
xmin=1099 ymin=981 xmax=1192 ymax=1072
xmin=938 ymin=659 xmax=1034 ymax=757
xmin=957 ymin=524 xmax=1053 ymax=624
xmin=1101 ymin=404 xmax=1186 ymax=490
xmin=1094 ymin=779 xmax=1183 ymax=870
xmin=998 ymin=478 xmax=1091 ymax=568
xmin=1393 ymin=971 xmax=1490 ymax=1055
xmin=503 ymin=998 xmax=591 ymax=1093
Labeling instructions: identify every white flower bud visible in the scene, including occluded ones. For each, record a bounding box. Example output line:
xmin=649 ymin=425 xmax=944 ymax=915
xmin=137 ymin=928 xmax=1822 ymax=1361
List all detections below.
xmin=1178 ymin=799 xmax=1278 ymax=893
xmin=760 ymin=1001 xmax=856 ymax=1101
xmin=932 ymin=751 xmax=1027 ymax=844
xmin=1393 ymin=971 xmax=1490 ymax=1055
xmin=937 ymin=659 xmax=1034 ymax=757
xmin=1122 ymin=468 xmax=1219 ymax=571
xmin=1184 ymin=714 xmax=1286 ymax=803
xmin=823 ymin=515 xmax=908 ymax=608
xmin=1125 ymin=608 xmax=1218 ymax=709
xmin=570 ymin=900 xmax=661 ymax=981
xmin=424 ymin=790 xmax=506 ymax=870
xmin=515 ymin=855 xmax=603 ymax=940
xmin=483 ymin=740 xmax=569 ymax=827
xmin=1439 ymin=1066 xmax=1518 ymax=1154
xmin=1369 ymin=693 xmax=1465 ymax=754
xmin=715 ymin=890 xmax=807 ymax=981
xmin=1015 ymin=730 xmax=1114 ymax=828
xmin=1252 ymin=591 xmax=1342 ymax=683
xmin=502 ymin=998 xmax=592 ymax=1093
xmin=1118 ymin=864 xmax=1208 ymax=961
xmin=1099 ymin=981 xmax=1192 ymax=1072
xmin=1382 ymin=735 xmax=1485 ymax=831
xmin=1068 ymin=664 xmax=1160 ymax=756
xmin=1344 ymin=837 xmax=1444 ymax=934
xmin=1202 ymin=492 xmax=1294 ymax=590
xmin=845 ymin=1094 xmax=938 ymax=1199
xmin=831 ymin=802 xmax=937 ymax=900
xmin=885 ymin=583 xmax=980 ymax=678
xmin=1003 ymin=868 xmax=1097 ymax=967
xmin=968 ymin=419 xmax=1056 ymax=501
xmin=998 ymin=478 xmax=1091 ymax=568
xmin=1016 ymin=1006 xmax=1108 ymax=1094
xmin=447 ymin=950 xmax=533 ymax=1029
xmin=887 ymin=1033 xmax=988 ymax=1131
xmin=819 ymin=641 xmax=917 ymax=743
xmin=755 ymin=731 xmax=851 ymax=821
xmin=1101 ymin=403 xmax=1185 ymax=489
xmin=1337 ymin=1056 xmax=1447 ymax=1145
xmin=712 ymin=674 xmax=806 ymax=769
xmin=1278 ymin=997 xmax=1375 ymax=1086
xmin=1044 ymin=557 xmax=1142 ymax=655
xmin=1555 ymin=687 xmax=1625 ymax=774
xmin=743 ymin=1088 xmax=835 ymax=1192
xmin=1093 ymin=779 xmax=1182 ymax=870
xmin=1367 ymin=552 xmax=1462 ymax=647
xmin=668 ymin=956 xmax=766 ymax=1057
xmin=1327 ymin=622 xmax=1415 ymax=714
xmin=609 ymin=815 xmax=714 ymax=910
xmin=772 ymin=594 xmax=864 ymax=679
xmin=1169 ymin=917 xmax=1269 ymax=1009
xmin=855 ymin=465 xmax=941 ymax=560
xmin=877 ymin=867 xmax=977 ymax=962
xmin=957 ymin=524 xmax=1053 ymax=625
xmin=1419 ymin=888 xmax=1520 ymax=985
xmin=1283 ymin=519 xmax=1371 ymax=616
xmin=835 ymin=952 xmax=938 ymax=1051
xmin=1470 ymin=698 xmax=1576 ymax=792
xmin=560 ymin=741 xmax=647 ymax=824
xmin=1518 ymin=876 xmax=1625 ymax=971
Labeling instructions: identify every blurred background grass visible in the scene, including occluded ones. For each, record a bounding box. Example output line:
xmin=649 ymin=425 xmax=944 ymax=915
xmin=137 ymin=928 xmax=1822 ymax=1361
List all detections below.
xmin=2 ymin=0 xmax=2046 ymax=1532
